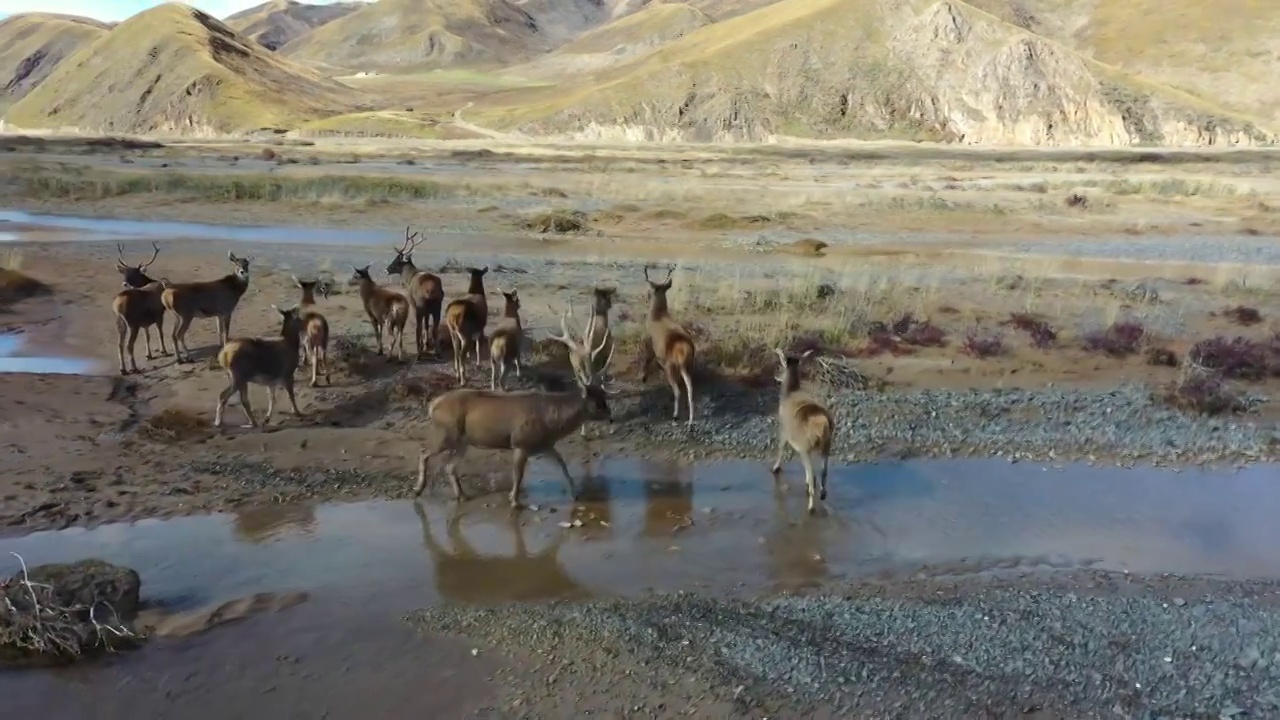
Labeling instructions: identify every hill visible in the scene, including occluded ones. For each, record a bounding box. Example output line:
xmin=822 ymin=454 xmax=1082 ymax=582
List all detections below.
xmin=962 ymin=0 xmax=1280 ymax=125
xmin=278 ymin=0 xmax=623 ymax=73
xmin=0 ymin=13 xmax=108 ymax=113
xmin=509 ymin=3 xmax=712 ymax=79
xmin=478 ymin=0 xmax=1274 ymax=146
xmin=4 ymin=3 xmax=366 ymax=134
xmin=225 ymin=0 xmax=366 ymax=51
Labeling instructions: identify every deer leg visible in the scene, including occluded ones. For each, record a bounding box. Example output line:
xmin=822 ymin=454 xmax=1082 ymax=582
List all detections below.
xmin=263 ymin=386 xmax=277 ymax=427
xmin=444 ymin=444 xmax=468 ymax=502
xmin=143 ymin=326 xmax=154 ymax=360
xmin=214 ymin=316 xmax=226 ymax=348
xmin=514 ymin=353 xmax=523 ymax=378
xmin=820 ymin=450 xmax=830 ymax=501
xmin=509 ymin=447 xmax=529 ymax=509
xmin=116 ymin=320 xmax=128 ymax=376
xmin=221 ymin=314 xmax=233 ymax=345
xmin=125 ymin=326 xmax=141 ymax=374
xmin=771 ymin=432 xmax=793 ymax=475
xmin=542 ymin=446 xmax=578 ymax=501
xmin=798 ymin=449 xmax=819 ymax=515
xmin=284 ymin=377 xmax=303 ymax=418
xmin=680 ymin=367 xmax=695 ymax=428
xmin=664 ymin=364 xmax=682 ymax=422
xmin=157 ymin=314 xmax=170 ymax=356
xmin=173 ymin=315 xmax=192 ymax=363
xmin=322 ymin=346 xmax=331 ymax=384
xmin=213 ymin=382 xmax=238 ymax=428
xmin=237 ymin=383 xmax=257 ymax=428
xmin=474 ymin=333 xmax=484 ymax=369
xmin=489 ymin=356 xmax=499 ymax=391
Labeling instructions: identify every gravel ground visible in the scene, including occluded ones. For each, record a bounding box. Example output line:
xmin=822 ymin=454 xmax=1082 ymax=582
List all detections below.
xmin=409 ymin=570 xmax=1280 ymax=718
xmin=613 ymin=380 xmax=1279 ymax=465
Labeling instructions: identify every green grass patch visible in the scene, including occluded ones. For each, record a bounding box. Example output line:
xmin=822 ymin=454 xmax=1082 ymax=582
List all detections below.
xmin=16 ymin=170 xmax=453 ymax=203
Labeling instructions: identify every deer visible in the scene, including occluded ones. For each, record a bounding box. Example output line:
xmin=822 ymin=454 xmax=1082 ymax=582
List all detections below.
xmin=162 ymin=251 xmax=252 ymax=364
xmin=442 ymin=265 xmax=490 ymax=385
xmin=412 ymin=304 xmax=616 ymax=509
xmin=640 ymin=265 xmax=697 ymax=427
xmin=291 ymin=275 xmax=331 ymax=387
xmin=586 ymin=287 xmax=617 ymax=380
xmin=112 ymin=277 xmax=172 ymax=375
xmin=487 ymin=287 xmax=523 ymax=391
xmin=771 ymin=348 xmax=835 ymax=515
xmin=213 ymin=305 xmax=305 ymax=430
xmin=350 ymin=265 xmax=410 ymax=361
xmin=115 ymin=241 xmax=161 ymax=290
xmin=385 ymin=227 xmax=446 ymax=358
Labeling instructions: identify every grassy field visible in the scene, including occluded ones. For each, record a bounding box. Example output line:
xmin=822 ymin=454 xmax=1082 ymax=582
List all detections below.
xmin=0 ymin=13 xmax=107 ymax=113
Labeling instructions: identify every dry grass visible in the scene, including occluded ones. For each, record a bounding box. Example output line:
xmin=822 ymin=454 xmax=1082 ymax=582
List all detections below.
xmin=0 ymin=555 xmax=140 ymax=667
xmin=0 ymin=13 xmax=107 ymax=112
xmin=0 ymin=262 xmax=51 ymax=304
xmin=224 ymin=0 xmax=361 ymax=51
xmin=550 ymin=3 xmax=711 ymax=56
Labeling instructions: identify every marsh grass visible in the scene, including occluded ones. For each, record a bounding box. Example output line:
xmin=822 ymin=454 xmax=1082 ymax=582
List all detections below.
xmin=17 ymin=170 xmax=453 ymax=203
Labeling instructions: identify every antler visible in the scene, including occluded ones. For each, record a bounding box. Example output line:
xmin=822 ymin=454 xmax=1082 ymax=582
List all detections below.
xmin=396 ymin=226 xmax=421 ymax=254
xmin=115 ymin=243 xmax=129 ymax=269
xmin=545 ymin=304 xmax=581 ymax=350
xmin=664 ymin=265 xmax=675 ymax=283
xmin=140 ymin=241 xmax=160 ymax=269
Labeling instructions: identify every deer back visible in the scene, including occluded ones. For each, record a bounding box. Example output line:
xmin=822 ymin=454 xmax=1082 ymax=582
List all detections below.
xmin=163 ymin=274 xmax=247 ymax=317
xmin=113 ymin=282 xmax=167 ymax=327
xmin=410 ymin=271 xmax=444 ymax=303
xmin=430 ymin=388 xmax=587 ymax=450
xmin=219 ymin=334 xmax=302 ymax=385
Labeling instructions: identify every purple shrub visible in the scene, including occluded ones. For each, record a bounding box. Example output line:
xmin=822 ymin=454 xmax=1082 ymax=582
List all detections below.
xmin=1002 ymin=313 xmax=1057 ymax=349
xmin=1223 ymin=305 xmax=1263 ymax=326
xmin=1161 ymin=372 xmax=1247 ymax=416
xmin=1188 ymin=336 xmax=1273 ymax=380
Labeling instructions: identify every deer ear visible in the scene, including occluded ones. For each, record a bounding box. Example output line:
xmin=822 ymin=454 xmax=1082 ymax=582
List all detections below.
xmin=800 ymin=348 xmax=817 ymax=361
xmin=774 ymin=348 xmax=788 ymax=365
xmin=228 ymin=251 xmax=237 ymax=262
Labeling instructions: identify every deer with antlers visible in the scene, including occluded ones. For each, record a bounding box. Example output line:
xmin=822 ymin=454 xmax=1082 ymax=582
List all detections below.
xmin=586 ymin=287 xmax=617 ymax=380
xmin=162 ymin=251 xmax=252 ymax=364
xmin=641 ymin=265 xmax=697 ymax=426
xmin=213 ymin=305 xmax=305 ymax=430
xmin=291 ymin=275 xmax=331 ymax=387
xmin=115 ymin=241 xmax=162 ymax=290
xmin=487 ymin=287 xmax=523 ymax=391
xmin=412 ymin=304 xmax=615 ymax=509
xmin=771 ymin=348 xmax=835 ymax=515
xmin=385 ymin=227 xmax=446 ymax=358
xmin=350 ymin=265 xmax=410 ymax=361
xmin=443 ymin=265 xmax=489 ymax=385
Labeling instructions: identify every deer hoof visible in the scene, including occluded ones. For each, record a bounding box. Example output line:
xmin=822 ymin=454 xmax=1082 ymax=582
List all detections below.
xmin=820 ymin=489 xmax=828 ymax=501
xmin=807 ymin=505 xmax=818 ymax=515
xmin=770 ymin=465 xmax=782 ymax=475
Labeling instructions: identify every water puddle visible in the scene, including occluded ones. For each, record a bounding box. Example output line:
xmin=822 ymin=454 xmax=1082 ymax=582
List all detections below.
xmin=2 ymin=457 xmax=1278 ymax=715
xmin=0 ymin=332 xmax=101 ymax=375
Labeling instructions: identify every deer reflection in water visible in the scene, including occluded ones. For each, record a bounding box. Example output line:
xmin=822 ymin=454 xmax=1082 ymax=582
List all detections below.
xmin=413 ymin=501 xmax=589 ymax=603
xmin=571 ymin=455 xmax=613 ymax=535
xmin=641 ymin=458 xmax=695 ymax=537
xmin=232 ymin=503 xmax=318 ymax=544
xmin=763 ymin=484 xmax=833 ymax=590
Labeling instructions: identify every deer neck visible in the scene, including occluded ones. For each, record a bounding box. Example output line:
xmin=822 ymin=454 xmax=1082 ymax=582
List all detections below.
xmin=357 ymin=278 xmax=375 ymax=300
xmin=281 ymin=323 xmax=303 ymax=363
xmin=780 ymin=371 xmax=802 ymax=396
xmin=503 ymin=305 xmax=521 ymax=323
xmin=648 ymin=295 xmax=669 ymax=321
xmin=300 ymin=288 xmax=316 ymax=305
xmin=543 ymin=390 xmax=590 ymax=437
xmin=399 ymin=262 xmax=420 ymax=283
xmin=466 ymin=279 xmax=485 ymax=295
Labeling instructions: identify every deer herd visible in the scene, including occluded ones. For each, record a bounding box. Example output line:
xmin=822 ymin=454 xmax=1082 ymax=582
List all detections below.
xmin=109 ymin=229 xmax=838 ymax=513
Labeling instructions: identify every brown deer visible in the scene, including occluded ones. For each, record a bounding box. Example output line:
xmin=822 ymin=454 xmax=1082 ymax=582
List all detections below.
xmin=115 ymin=241 xmax=161 ymax=290
xmin=443 ymin=265 xmax=489 ymax=385
xmin=213 ymin=305 xmax=305 ymax=430
xmin=641 ymin=265 xmax=696 ymax=426
xmin=291 ymin=275 xmax=330 ymax=387
xmin=350 ymin=265 xmax=409 ymax=361
xmin=385 ymin=227 xmax=445 ymax=358
xmin=487 ymin=287 xmax=523 ymax=390
xmin=771 ymin=348 xmax=835 ymax=515
xmin=162 ymin=251 xmax=252 ymax=363
xmin=112 ymin=278 xmax=171 ymax=375
xmin=412 ymin=305 xmax=615 ymax=509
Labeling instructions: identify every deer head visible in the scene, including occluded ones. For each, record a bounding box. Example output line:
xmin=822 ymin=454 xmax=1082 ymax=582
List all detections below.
xmin=116 ymin=241 xmax=161 ymax=289
xmin=774 ymin=347 xmax=817 ymax=391
xmin=227 ymin=250 xmax=252 ymax=281
xmin=498 ymin=287 xmax=521 ymax=317
xmin=546 ymin=303 xmax=617 ymax=416
xmin=386 ymin=226 xmax=424 ymax=276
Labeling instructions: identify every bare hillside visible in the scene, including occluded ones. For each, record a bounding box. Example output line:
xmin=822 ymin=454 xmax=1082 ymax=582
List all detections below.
xmin=483 ymin=0 xmax=1273 ymax=146
xmin=963 ymin=0 xmax=1280 ymax=125
xmin=0 ymin=13 xmax=107 ymax=113
xmin=509 ymin=3 xmax=712 ymax=79
xmin=279 ymin=0 xmax=612 ymax=73
xmin=225 ymin=0 xmax=366 ymax=51
xmin=4 ymin=3 xmax=366 ymax=134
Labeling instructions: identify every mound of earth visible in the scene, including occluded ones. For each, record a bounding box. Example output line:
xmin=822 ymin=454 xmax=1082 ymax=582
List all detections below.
xmin=0 ymin=13 xmax=108 ymax=111
xmin=4 ymin=2 xmax=367 ymax=134
xmin=224 ymin=0 xmax=366 ymax=52
xmin=486 ymin=0 xmax=1273 ymax=146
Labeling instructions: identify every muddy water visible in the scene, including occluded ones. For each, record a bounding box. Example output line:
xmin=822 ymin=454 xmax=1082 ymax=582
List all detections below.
xmin=1 ymin=457 xmax=1278 ymax=716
